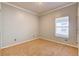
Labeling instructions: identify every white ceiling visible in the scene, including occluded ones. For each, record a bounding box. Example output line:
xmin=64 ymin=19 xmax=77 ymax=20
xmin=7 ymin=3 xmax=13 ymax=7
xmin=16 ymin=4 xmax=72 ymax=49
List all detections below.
xmin=9 ymin=2 xmax=73 ymax=14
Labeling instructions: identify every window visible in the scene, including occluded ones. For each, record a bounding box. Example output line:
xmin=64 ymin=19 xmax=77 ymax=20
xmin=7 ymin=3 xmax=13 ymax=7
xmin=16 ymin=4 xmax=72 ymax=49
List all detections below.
xmin=55 ymin=16 xmax=69 ymax=38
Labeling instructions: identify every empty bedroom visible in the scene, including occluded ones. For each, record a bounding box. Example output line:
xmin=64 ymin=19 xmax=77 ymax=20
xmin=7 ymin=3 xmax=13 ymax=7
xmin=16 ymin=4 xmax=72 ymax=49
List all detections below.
xmin=0 ymin=2 xmax=79 ymax=56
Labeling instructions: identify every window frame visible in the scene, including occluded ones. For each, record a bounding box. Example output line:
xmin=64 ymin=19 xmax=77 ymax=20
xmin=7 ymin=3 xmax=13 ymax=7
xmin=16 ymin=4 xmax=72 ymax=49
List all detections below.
xmin=55 ymin=16 xmax=69 ymax=39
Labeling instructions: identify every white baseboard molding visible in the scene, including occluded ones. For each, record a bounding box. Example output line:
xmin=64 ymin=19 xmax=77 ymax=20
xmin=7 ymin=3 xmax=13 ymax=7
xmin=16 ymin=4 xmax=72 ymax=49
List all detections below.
xmin=40 ymin=37 xmax=78 ymax=48
xmin=1 ymin=37 xmax=78 ymax=49
xmin=1 ymin=37 xmax=39 ymax=49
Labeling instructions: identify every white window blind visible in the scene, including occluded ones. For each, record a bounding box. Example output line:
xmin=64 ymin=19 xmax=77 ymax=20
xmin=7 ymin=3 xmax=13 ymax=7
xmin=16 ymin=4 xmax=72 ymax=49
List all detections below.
xmin=55 ymin=16 xmax=69 ymax=38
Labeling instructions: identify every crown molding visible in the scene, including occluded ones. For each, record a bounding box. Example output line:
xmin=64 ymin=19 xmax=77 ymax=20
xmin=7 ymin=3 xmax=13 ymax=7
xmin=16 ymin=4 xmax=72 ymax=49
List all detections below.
xmin=39 ymin=2 xmax=77 ymax=16
xmin=2 ymin=2 xmax=38 ymax=16
xmin=2 ymin=2 xmax=77 ymax=17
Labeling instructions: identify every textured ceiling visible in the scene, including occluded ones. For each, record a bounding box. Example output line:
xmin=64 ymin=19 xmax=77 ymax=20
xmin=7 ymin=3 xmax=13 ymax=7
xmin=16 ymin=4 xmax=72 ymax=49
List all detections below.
xmin=9 ymin=2 xmax=72 ymax=14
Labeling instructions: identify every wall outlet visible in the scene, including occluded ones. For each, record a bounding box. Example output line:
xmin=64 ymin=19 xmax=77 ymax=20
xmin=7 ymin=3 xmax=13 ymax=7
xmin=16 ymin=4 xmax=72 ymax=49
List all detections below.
xmin=14 ymin=39 xmax=16 ymax=41
xmin=76 ymin=41 xmax=78 ymax=44
xmin=32 ymin=34 xmax=35 ymax=38
xmin=65 ymin=39 xmax=67 ymax=41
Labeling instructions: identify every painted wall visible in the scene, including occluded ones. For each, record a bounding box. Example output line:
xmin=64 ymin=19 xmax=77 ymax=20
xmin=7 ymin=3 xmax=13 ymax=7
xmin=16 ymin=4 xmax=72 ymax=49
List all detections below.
xmin=78 ymin=3 xmax=79 ymax=55
xmin=40 ymin=3 xmax=78 ymax=47
xmin=0 ymin=3 xmax=2 ymax=48
xmin=1 ymin=3 xmax=39 ymax=47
